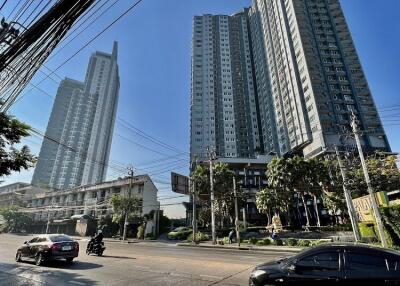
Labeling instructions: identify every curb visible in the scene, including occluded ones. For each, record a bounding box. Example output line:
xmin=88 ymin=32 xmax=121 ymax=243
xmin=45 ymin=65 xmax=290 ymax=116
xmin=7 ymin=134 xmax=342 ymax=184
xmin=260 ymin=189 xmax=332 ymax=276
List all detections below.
xmin=176 ymin=243 xmax=302 ymax=253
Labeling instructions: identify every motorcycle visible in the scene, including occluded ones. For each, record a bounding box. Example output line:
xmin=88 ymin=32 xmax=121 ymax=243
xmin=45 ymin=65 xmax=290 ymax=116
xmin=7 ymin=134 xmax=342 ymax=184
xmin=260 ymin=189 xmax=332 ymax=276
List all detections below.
xmin=86 ymin=238 xmax=106 ymax=256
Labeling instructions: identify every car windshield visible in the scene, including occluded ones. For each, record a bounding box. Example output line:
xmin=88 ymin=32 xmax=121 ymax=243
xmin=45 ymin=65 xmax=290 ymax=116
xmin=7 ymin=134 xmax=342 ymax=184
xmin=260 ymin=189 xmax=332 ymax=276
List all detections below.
xmin=173 ymin=227 xmax=186 ymax=232
xmin=49 ymin=235 xmax=73 ymax=242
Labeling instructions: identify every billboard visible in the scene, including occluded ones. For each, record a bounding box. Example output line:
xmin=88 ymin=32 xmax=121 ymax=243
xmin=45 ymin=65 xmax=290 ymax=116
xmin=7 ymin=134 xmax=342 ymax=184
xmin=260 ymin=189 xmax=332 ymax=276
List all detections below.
xmin=352 ymin=192 xmax=388 ymax=222
xmin=171 ymin=172 xmax=189 ymax=195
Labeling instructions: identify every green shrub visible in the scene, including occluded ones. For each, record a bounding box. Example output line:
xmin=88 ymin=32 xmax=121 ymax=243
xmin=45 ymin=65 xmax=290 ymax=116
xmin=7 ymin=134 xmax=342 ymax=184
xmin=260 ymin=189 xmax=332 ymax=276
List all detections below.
xmin=187 ymin=232 xmax=209 ymax=242
xmin=249 ymin=237 xmax=258 ymax=244
xmin=145 ymin=233 xmax=156 ymax=240
xmin=262 ymin=238 xmax=271 ymax=245
xmin=256 ymin=240 xmax=266 ymax=246
xmin=287 ymin=238 xmax=298 ymax=246
xmin=273 ymin=239 xmax=283 ymax=246
xmin=359 ymin=222 xmax=376 ymax=238
xmin=298 ymin=239 xmax=311 ymax=247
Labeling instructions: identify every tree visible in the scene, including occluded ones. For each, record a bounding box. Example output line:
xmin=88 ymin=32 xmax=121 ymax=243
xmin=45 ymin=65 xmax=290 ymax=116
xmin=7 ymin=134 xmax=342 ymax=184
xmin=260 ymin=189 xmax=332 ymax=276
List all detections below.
xmin=347 ymin=153 xmax=400 ymax=198
xmin=266 ymin=157 xmax=296 ymax=226
xmin=192 ymin=162 xmax=241 ymax=228
xmin=110 ymin=194 xmax=142 ymax=236
xmin=256 ymin=188 xmax=278 ymax=225
xmin=0 ymin=112 xmax=36 ymax=178
xmin=0 ymin=206 xmax=33 ymax=233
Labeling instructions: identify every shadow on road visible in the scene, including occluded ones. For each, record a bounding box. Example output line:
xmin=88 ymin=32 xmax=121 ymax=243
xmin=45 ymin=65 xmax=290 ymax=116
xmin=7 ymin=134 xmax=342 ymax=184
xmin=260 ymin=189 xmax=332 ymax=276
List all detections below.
xmin=99 ymin=255 xmax=136 ymax=260
xmin=17 ymin=260 xmax=102 ymax=270
xmin=0 ymin=262 xmax=99 ymax=285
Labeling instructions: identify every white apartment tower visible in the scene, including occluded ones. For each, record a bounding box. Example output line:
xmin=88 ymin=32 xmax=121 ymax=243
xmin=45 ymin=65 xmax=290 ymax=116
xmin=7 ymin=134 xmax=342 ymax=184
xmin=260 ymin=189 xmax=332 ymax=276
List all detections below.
xmin=32 ymin=42 xmax=120 ymax=189
xmin=190 ymin=12 xmax=262 ymax=161
xmin=190 ymin=1 xmax=390 ymax=163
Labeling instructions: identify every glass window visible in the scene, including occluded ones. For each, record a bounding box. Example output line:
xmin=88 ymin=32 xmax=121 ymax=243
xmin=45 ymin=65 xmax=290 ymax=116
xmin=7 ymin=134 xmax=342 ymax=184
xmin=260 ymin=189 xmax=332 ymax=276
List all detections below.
xmin=297 ymin=252 xmax=339 ymax=271
xmin=49 ymin=235 xmax=74 ymax=242
xmin=347 ymin=253 xmax=388 ymax=272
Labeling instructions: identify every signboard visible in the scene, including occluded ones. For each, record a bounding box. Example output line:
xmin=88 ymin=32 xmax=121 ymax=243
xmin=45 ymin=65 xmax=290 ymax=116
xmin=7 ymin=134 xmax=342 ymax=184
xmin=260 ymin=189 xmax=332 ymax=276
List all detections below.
xmin=171 ymin=172 xmax=189 ymax=195
xmin=352 ymin=192 xmax=388 ymax=222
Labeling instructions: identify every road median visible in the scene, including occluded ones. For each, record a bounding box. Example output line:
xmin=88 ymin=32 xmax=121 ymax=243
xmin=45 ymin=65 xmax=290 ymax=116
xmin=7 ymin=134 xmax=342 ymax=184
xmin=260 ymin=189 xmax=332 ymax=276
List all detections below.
xmin=176 ymin=242 xmax=302 ymax=253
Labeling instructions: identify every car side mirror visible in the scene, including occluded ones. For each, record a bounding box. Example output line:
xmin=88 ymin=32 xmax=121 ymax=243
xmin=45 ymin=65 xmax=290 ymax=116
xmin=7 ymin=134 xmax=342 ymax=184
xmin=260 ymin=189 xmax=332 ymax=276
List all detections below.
xmin=287 ymin=264 xmax=296 ymax=273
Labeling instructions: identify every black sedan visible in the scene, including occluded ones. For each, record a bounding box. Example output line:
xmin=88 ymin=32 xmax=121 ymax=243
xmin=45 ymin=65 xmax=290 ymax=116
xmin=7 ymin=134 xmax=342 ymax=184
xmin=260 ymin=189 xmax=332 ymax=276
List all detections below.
xmin=15 ymin=234 xmax=79 ymax=266
xmin=249 ymin=243 xmax=400 ymax=285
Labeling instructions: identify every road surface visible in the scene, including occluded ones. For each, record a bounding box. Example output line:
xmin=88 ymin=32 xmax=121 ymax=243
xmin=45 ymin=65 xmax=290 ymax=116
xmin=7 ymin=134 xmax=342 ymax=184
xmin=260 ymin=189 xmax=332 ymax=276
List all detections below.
xmin=0 ymin=234 xmax=293 ymax=285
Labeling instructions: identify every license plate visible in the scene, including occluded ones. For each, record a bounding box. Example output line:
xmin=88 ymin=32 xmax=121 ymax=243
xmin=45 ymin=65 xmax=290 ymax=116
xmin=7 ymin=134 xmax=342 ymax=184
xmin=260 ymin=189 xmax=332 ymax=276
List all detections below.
xmin=62 ymin=246 xmax=72 ymax=251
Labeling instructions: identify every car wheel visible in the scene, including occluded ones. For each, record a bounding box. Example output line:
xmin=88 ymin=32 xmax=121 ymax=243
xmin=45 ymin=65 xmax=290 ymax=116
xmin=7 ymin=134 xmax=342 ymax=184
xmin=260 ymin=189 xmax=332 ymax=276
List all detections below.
xmin=35 ymin=253 xmax=44 ymax=266
xmin=98 ymin=250 xmax=103 ymax=256
xmin=66 ymin=258 xmax=73 ymax=263
xmin=15 ymin=251 xmax=22 ymax=262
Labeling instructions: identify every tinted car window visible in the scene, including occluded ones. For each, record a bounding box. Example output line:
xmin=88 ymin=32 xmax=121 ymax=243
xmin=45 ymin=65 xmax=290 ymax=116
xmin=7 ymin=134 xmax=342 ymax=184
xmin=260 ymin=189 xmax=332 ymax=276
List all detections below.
xmin=297 ymin=252 xmax=339 ymax=271
xmin=37 ymin=237 xmax=47 ymax=243
xmin=49 ymin=235 xmax=73 ymax=242
xmin=347 ymin=253 xmax=388 ymax=272
xmin=29 ymin=237 xmax=38 ymax=243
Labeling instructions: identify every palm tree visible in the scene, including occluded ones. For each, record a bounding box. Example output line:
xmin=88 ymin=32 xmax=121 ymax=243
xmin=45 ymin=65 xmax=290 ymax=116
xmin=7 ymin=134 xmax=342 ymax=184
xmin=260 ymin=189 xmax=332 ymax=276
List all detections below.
xmin=256 ymin=188 xmax=277 ymax=225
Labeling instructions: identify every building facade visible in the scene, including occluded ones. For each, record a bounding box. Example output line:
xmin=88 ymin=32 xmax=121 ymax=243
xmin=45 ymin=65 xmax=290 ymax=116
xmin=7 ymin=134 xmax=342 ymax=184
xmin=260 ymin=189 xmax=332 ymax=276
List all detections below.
xmin=27 ymin=175 xmax=159 ymax=222
xmin=250 ymin=0 xmax=390 ymax=158
xmin=0 ymin=183 xmax=47 ymax=208
xmin=32 ymin=42 xmax=120 ymax=189
xmin=190 ymin=12 xmax=263 ymax=162
xmin=190 ymin=0 xmax=390 ymax=163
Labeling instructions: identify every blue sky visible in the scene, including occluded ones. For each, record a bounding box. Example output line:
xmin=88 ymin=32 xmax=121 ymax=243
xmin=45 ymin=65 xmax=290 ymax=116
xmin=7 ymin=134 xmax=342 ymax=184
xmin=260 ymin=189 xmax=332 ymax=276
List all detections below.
xmin=2 ymin=0 xmax=400 ymax=218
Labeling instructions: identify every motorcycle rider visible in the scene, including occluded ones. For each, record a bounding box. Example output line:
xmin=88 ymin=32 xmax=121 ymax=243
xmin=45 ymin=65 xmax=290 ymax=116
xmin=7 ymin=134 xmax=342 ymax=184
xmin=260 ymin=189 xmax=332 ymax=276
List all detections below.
xmin=87 ymin=230 xmax=104 ymax=252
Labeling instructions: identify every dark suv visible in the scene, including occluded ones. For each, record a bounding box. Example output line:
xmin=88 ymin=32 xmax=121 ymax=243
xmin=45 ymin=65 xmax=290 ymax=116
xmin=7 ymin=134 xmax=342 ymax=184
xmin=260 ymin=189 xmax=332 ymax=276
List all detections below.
xmin=15 ymin=234 xmax=79 ymax=266
xmin=249 ymin=243 xmax=400 ymax=285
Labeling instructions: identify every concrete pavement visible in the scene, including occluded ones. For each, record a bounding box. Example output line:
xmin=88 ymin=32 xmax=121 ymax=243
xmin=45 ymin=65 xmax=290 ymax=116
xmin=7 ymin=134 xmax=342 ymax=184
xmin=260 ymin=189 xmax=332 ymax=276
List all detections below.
xmin=0 ymin=233 xmax=294 ymax=285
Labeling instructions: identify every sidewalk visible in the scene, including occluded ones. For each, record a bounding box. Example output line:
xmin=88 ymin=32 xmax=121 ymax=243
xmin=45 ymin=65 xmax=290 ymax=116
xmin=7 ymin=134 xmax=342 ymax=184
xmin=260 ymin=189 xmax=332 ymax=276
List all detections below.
xmin=177 ymin=241 xmax=303 ymax=253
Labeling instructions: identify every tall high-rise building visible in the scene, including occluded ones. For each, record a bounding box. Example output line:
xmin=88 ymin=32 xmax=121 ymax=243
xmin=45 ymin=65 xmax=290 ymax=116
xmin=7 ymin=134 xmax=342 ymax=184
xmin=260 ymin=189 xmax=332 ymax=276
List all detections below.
xmin=32 ymin=42 xmax=120 ymax=190
xmin=190 ymin=12 xmax=262 ymax=161
xmin=190 ymin=0 xmax=390 ymax=163
xmin=249 ymin=0 xmax=390 ymax=158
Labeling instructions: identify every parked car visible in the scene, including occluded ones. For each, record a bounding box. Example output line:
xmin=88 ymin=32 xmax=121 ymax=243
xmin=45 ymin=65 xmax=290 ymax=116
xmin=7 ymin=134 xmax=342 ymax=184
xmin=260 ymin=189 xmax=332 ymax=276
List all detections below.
xmin=15 ymin=234 xmax=79 ymax=266
xmin=249 ymin=243 xmax=400 ymax=285
xmin=167 ymin=227 xmax=192 ymax=240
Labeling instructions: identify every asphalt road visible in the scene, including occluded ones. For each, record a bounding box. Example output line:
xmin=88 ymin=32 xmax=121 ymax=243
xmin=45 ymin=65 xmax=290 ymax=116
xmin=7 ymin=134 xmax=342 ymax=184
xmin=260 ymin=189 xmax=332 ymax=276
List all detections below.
xmin=0 ymin=234 xmax=293 ymax=286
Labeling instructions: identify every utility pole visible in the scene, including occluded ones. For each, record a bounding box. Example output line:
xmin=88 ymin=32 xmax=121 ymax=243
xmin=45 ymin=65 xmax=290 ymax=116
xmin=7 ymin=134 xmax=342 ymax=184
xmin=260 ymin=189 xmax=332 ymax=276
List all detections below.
xmin=233 ymin=176 xmax=241 ymax=247
xmin=190 ymin=158 xmax=198 ymax=244
xmin=46 ymin=204 xmax=52 ymax=234
xmin=351 ymin=113 xmax=387 ymax=247
xmin=334 ymin=145 xmax=361 ymax=242
xmin=123 ymin=167 xmax=134 ymax=241
xmin=192 ymin=179 xmax=197 ymax=244
xmin=208 ymin=147 xmax=217 ymax=245
xmin=242 ymin=208 xmax=247 ymax=231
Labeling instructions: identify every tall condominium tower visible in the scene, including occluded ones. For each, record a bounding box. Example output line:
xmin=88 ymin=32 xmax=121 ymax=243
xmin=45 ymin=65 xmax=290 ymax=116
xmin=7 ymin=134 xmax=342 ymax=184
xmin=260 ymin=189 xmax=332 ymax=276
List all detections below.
xmin=250 ymin=0 xmax=390 ymax=157
xmin=190 ymin=1 xmax=390 ymax=162
xmin=32 ymin=42 xmax=120 ymax=189
xmin=190 ymin=12 xmax=263 ymax=161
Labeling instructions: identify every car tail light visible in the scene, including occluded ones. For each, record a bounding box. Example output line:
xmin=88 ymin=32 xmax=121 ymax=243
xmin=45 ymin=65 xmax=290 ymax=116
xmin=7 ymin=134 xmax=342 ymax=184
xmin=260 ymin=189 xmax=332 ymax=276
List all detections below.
xmin=51 ymin=243 xmax=61 ymax=251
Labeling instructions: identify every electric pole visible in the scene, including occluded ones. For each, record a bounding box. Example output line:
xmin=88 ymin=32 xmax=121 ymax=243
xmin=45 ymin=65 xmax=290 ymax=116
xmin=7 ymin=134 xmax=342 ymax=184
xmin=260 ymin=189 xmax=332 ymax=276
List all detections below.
xmin=233 ymin=176 xmax=240 ymax=247
xmin=191 ymin=158 xmax=198 ymax=244
xmin=208 ymin=147 xmax=217 ymax=245
xmin=334 ymin=145 xmax=361 ymax=242
xmin=123 ymin=167 xmax=134 ymax=241
xmin=192 ymin=178 xmax=197 ymax=244
xmin=351 ymin=113 xmax=387 ymax=247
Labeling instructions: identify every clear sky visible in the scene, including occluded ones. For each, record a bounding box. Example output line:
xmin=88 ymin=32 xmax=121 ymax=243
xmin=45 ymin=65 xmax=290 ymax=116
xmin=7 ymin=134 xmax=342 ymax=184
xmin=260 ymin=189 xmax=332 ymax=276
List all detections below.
xmin=2 ymin=0 xmax=399 ymax=218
